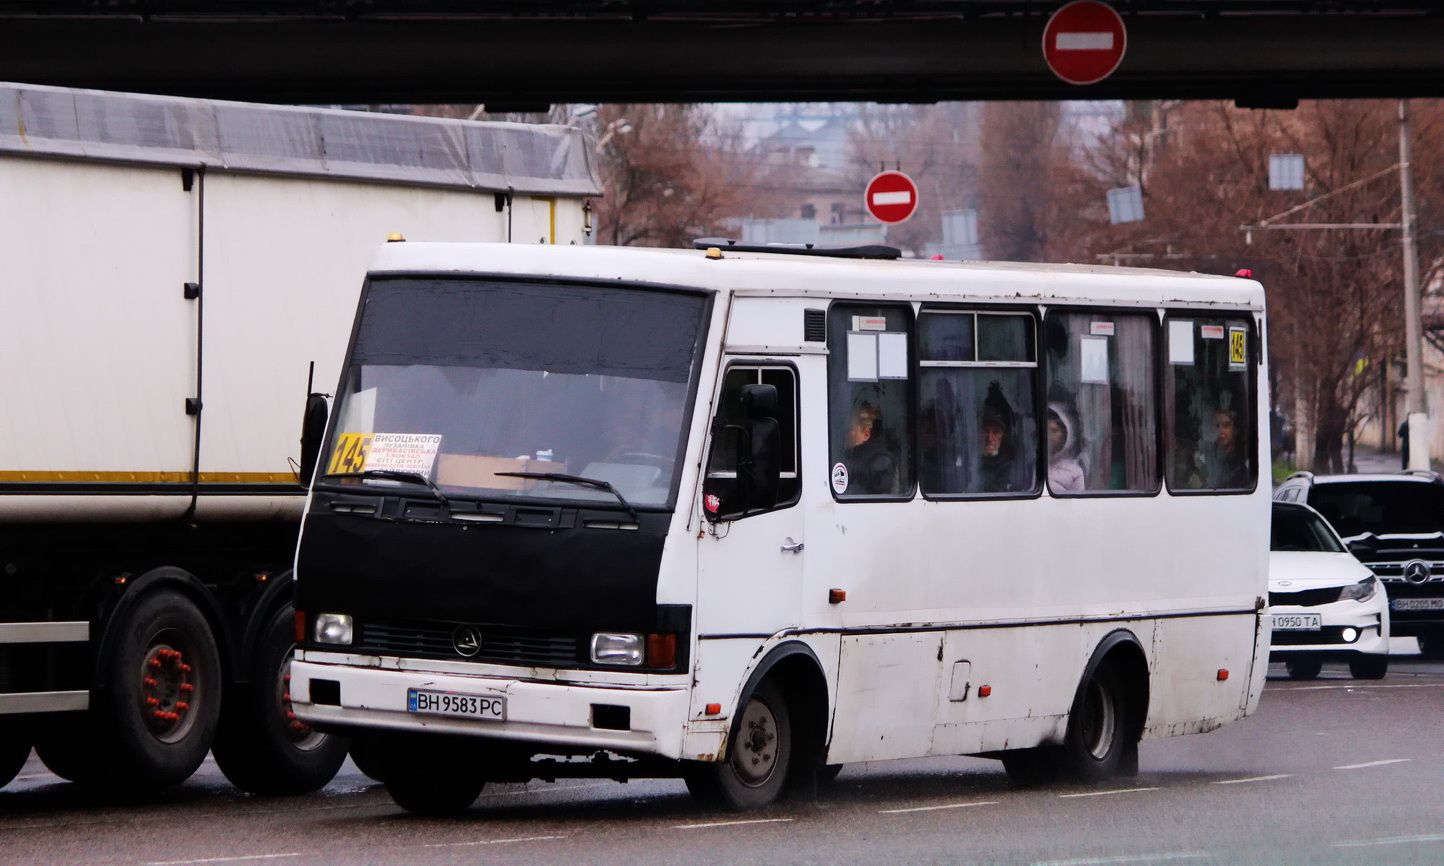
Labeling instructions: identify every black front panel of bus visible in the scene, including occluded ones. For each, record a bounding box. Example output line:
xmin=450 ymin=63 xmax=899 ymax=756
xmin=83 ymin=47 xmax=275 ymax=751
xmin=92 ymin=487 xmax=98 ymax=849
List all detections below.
xmin=295 ymin=500 xmax=673 ymax=646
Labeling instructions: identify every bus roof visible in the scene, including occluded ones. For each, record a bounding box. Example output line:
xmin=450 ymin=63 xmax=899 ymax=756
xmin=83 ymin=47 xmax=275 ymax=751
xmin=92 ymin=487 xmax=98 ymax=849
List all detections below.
xmin=368 ymin=242 xmax=1266 ymax=310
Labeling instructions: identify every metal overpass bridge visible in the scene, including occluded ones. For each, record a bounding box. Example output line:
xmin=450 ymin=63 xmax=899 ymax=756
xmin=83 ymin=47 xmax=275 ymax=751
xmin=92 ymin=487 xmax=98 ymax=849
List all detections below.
xmin=0 ymin=2 xmax=1441 ymax=107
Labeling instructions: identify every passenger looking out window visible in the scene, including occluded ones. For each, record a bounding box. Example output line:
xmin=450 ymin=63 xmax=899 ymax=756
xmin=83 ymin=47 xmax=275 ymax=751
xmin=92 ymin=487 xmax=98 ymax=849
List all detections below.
xmin=1046 ymin=401 xmax=1086 ymax=493
xmin=827 ymin=304 xmax=912 ymax=498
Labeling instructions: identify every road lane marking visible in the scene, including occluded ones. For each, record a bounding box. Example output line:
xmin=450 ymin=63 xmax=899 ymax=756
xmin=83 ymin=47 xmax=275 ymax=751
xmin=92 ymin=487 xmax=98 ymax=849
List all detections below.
xmin=880 ymin=800 xmax=999 ymax=814
xmin=1333 ymin=758 xmax=1411 ymax=770
xmin=424 ymin=835 xmax=564 ymax=848
xmin=1057 ymin=787 xmax=1158 ymax=799
xmin=672 ymin=818 xmax=794 ymax=830
xmin=144 ymin=856 xmax=305 ymax=866
xmin=1032 ymin=852 xmax=1211 ymax=865
xmin=1289 ymin=682 xmax=1444 ymax=691
xmin=1334 ymin=833 xmax=1444 ymax=848
xmin=1214 ymin=774 xmax=1293 ymax=785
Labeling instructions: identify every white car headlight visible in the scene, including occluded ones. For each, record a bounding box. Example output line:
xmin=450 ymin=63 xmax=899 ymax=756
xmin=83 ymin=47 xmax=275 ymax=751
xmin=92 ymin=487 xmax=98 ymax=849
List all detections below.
xmin=313 ymin=612 xmax=354 ymax=645
xmin=1340 ymin=578 xmax=1378 ymax=603
xmin=590 ymin=632 xmax=644 ymax=666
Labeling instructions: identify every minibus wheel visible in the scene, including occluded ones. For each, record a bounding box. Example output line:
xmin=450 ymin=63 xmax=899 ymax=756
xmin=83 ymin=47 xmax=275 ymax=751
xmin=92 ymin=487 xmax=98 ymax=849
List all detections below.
xmin=685 ymin=678 xmax=792 ymax=811
xmin=1061 ymin=664 xmax=1129 ymax=783
xmin=381 ymin=734 xmax=485 ymax=816
xmin=1348 ymin=655 xmax=1388 ymax=680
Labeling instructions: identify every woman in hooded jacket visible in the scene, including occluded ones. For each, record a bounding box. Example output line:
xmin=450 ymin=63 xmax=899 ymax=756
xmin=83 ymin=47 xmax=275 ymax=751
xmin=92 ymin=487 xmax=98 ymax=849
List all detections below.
xmin=1046 ymin=402 xmax=1086 ymax=493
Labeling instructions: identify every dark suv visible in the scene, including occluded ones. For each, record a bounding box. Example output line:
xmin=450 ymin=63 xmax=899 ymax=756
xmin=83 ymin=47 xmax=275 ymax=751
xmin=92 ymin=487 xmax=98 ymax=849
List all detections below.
xmin=1274 ymin=471 xmax=1444 ymax=656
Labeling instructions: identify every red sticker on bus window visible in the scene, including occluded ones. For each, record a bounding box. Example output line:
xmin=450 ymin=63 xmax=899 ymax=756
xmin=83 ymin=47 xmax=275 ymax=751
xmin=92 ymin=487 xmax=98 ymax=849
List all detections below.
xmin=705 ymin=494 xmax=721 ymax=513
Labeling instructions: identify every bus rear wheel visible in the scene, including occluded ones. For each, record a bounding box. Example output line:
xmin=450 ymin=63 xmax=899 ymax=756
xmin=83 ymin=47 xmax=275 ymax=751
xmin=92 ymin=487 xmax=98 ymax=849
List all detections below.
xmin=1061 ymin=664 xmax=1130 ymax=783
xmin=213 ymin=605 xmax=349 ymax=795
xmin=684 ymin=678 xmax=793 ymax=811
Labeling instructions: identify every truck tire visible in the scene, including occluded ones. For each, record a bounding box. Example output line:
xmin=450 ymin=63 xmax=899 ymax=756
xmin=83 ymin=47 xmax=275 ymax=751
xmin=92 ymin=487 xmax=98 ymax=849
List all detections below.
xmin=95 ymin=589 xmax=223 ymax=788
xmin=0 ymin=720 xmax=29 ymax=789
xmin=212 ymin=605 xmax=349 ymax=795
xmin=33 ymin=715 xmax=109 ymax=783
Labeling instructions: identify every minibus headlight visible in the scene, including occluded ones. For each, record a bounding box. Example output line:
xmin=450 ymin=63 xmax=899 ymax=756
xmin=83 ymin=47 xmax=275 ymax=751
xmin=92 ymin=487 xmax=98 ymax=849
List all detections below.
xmin=590 ymin=632 xmax=644 ymax=666
xmin=1340 ymin=578 xmax=1378 ymax=603
xmin=313 ymin=613 xmax=354 ymax=645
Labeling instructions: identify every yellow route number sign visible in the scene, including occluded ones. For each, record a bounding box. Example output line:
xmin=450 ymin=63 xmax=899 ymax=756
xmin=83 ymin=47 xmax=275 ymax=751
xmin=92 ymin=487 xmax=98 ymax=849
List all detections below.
xmin=1228 ymin=326 xmax=1248 ymax=371
xmin=328 ymin=433 xmax=374 ymax=475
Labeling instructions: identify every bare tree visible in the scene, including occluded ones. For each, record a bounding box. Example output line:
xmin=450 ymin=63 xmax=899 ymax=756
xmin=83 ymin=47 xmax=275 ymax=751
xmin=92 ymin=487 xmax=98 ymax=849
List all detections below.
xmin=591 ymin=104 xmax=773 ymax=247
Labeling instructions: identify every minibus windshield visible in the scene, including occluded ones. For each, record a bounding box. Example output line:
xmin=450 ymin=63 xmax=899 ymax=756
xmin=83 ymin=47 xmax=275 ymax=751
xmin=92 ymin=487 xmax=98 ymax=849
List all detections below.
xmin=320 ymin=277 xmax=708 ymax=510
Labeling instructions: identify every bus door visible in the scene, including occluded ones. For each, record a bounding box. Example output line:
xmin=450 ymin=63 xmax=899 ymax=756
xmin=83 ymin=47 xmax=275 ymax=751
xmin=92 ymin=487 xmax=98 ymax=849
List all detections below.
xmin=695 ymin=363 xmax=805 ymax=639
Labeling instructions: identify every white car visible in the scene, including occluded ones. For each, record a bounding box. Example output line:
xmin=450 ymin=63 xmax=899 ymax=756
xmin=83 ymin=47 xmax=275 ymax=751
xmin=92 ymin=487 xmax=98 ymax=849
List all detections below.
xmin=1270 ymin=500 xmax=1390 ymax=679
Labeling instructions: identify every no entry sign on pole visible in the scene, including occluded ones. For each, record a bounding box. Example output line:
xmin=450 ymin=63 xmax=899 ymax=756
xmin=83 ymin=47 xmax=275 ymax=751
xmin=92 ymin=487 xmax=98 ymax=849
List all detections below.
xmin=1043 ymin=1 xmax=1127 ymax=86
xmin=865 ymin=170 xmax=918 ymax=225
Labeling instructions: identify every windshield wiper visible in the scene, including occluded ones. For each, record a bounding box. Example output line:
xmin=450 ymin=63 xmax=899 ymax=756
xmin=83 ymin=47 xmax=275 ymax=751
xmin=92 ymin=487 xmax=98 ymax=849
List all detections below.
xmin=495 ymin=472 xmax=640 ymax=525
xmin=319 ymin=469 xmax=451 ymax=513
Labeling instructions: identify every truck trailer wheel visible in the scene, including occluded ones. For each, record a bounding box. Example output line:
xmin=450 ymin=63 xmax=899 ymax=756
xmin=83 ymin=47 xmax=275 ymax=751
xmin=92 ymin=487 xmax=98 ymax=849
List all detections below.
xmin=96 ymin=589 xmax=223 ymax=788
xmin=213 ymin=605 xmax=349 ymax=795
xmin=0 ymin=719 xmax=30 ymax=788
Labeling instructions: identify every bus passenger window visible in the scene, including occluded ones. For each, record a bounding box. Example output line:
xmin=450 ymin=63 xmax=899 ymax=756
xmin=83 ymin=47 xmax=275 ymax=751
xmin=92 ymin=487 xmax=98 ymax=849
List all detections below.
xmin=703 ymin=365 xmax=800 ymax=519
xmin=828 ymin=305 xmax=913 ymax=498
xmin=1165 ymin=316 xmax=1255 ymax=492
xmin=918 ymin=310 xmax=1039 ymax=496
xmin=1043 ymin=311 xmax=1158 ymax=494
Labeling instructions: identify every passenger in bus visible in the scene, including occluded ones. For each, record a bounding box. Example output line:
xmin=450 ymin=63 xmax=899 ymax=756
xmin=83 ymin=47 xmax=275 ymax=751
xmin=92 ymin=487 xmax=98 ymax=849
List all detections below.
xmin=1046 ymin=402 xmax=1086 ymax=493
xmin=1206 ymin=406 xmax=1250 ymax=488
xmin=980 ymin=384 xmax=1018 ymax=493
xmin=845 ymin=401 xmax=898 ymax=495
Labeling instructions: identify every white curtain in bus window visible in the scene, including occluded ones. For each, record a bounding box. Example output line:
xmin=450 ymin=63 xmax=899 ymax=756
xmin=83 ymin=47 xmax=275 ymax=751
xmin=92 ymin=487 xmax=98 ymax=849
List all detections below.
xmin=917 ymin=310 xmax=1038 ymax=496
xmin=828 ymin=305 xmax=913 ymax=497
xmin=1044 ymin=311 xmax=1157 ymax=494
xmin=1165 ymin=316 xmax=1254 ymax=492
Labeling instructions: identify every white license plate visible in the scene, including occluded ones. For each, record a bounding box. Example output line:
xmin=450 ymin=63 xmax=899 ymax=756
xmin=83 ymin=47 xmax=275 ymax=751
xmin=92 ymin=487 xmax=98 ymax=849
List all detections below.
xmin=407 ymin=688 xmax=506 ymax=721
xmin=1272 ymin=613 xmax=1322 ymax=631
xmin=1391 ymin=598 xmax=1444 ymax=611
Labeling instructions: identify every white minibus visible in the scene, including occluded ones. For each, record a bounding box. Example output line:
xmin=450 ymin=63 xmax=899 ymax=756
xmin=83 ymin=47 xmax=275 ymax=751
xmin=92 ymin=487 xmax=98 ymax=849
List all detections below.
xmin=292 ymin=240 xmax=1270 ymax=814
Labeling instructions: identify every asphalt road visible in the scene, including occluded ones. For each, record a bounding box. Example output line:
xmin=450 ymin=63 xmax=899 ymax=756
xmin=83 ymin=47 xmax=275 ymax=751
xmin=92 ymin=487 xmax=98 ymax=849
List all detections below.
xmin=3 ymin=650 xmax=1443 ymax=866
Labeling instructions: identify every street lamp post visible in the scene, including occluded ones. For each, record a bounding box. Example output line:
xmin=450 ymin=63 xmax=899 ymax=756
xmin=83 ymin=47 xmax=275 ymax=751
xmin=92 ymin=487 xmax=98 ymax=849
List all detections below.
xmin=1399 ymin=99 xmax=1429 ymax=471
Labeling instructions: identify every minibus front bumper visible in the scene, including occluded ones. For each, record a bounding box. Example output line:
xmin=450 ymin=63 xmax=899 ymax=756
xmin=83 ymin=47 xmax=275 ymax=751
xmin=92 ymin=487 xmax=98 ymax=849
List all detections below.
xmin=290 ymin=651 xmax=694 ymax=759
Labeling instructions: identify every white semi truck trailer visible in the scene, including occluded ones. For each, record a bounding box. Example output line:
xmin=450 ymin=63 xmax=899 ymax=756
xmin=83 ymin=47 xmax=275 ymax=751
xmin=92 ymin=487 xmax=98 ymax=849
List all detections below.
xmin=0 ymin=83 xmax=600 ymax=793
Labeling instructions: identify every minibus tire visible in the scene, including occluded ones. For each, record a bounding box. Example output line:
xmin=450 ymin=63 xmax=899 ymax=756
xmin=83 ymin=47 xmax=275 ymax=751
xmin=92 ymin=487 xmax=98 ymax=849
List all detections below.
xmin=213 ymin=606 xmax=349 ymax=795
xmin=816 ymin=763 xmax=843 ymax=783
xmin=386 ymin=767 xmax=484 ymax=817
xmin=1285 ymin=658 xmax=1323 ymax=680
xmin=0 ymin=720 xmax=29 ymax=789
xmin=1061 ymin=664 xmax=1128 ymax=783
xmin=684 ymin=678 xmax=792 ymax=811
xmin=347 ymin=733 xmax=391 ymax=783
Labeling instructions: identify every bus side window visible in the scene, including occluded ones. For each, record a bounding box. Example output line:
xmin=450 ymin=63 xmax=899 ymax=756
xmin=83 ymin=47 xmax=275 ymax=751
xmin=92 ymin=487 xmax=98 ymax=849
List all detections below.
xmin=918 ymin=310 xmax=1039 ymax=496
xmin=827 ymin=304 xmax=914 ymax=499
xmin=1165 ymin=316 xmax=1256 ymax=492
xmin=703 ymin=365 xmax=800 ymax=520
xmin=1043 ymin=311 xmax=1158 ymax=494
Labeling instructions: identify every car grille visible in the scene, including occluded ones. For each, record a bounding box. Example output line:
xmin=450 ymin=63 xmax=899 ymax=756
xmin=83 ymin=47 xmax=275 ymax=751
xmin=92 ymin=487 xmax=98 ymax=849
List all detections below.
xmin=1367 ymin=560 xmax=1444 ymax=583
xmin=1272 ymin=627 xmax=1357 ymax=646
xmin=1270 ymin=587 xmax=1342 ymax=607
xmin=358 ymin=619 xmax=581 ymax=666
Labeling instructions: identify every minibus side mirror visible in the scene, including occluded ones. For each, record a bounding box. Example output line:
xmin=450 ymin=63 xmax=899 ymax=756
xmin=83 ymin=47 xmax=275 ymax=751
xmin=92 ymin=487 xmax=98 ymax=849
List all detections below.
xmin=298 ymin=392 xmax=330 ymax=486
xmin=738 ymin=384 xmax=781 ymax=512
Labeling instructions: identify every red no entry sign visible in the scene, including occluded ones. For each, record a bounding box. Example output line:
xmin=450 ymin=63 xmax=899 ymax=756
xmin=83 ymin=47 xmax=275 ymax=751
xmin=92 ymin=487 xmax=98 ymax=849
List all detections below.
xmin=1043 ymin=1 xmax=1127 ymax=86
xmin=864 ymin=170 xmax=918 ymax=225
